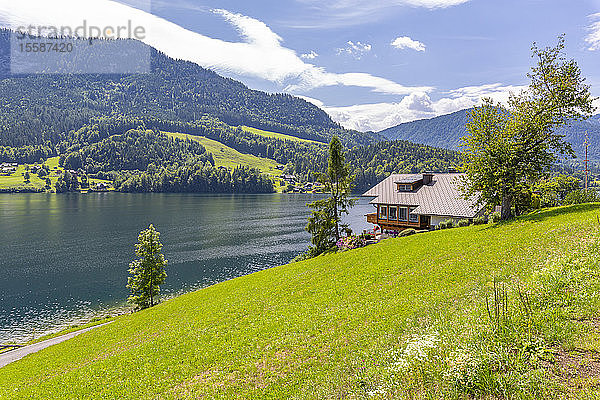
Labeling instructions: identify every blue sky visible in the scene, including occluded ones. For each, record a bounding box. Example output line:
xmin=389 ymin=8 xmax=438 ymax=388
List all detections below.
xmin=1 ymin=0 xmax=599 ymax=131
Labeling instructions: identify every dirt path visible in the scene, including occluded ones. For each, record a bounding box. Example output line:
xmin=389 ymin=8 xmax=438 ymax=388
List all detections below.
xmin=0 ymin=322 xmax=112 ymax=369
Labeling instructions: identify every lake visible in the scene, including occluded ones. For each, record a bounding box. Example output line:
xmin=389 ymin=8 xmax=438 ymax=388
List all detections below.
xmin=0 ymin=193 xmax=373 ymax=343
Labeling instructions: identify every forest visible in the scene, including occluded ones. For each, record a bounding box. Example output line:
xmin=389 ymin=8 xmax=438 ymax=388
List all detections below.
xmin=49 ymin=117 xmax=460 ymax=193
xmin=0 ymin=29 xmax=501 ymax=194
xmin=0 ymin=30 xmax=374 ymax=149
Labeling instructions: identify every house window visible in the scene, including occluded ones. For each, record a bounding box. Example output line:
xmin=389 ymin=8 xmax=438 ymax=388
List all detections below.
xmin=389 ymin=206 xmax=397 ymax=220
xmin=378 ymin=205 xmax=387 ymax=220
xmin=398 ymin=206 xmax=407 ymax=221
xmin=409 ymin=207 xmax=419 ymax=223
xmin=397 ymin=184 xmax=411 ymax=192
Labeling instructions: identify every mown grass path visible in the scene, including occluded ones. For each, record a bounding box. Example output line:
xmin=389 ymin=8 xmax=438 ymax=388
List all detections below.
xmin=0 ymin=322 xmax=112 ymax=369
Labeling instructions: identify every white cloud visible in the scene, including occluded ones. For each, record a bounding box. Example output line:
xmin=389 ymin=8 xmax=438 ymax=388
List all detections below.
xmin=300 ymin=50 xmax=318 ymax=59
xmin=391 ymin=36 xmax=426 ymax=52
xmin=0 ymin=1 xmax=429 ymax=96
xmin=323 ymin=92 xmax=434 ymax=132
xmin=289 ymin=0 xmax=470 ymax=28
xmin=297 ymin=95 xmax=325 ymax=108
xmin=336 ymin=41 xmax=372 ymax=59
xmin=444 ymin=83 xmax=526 ymax=104
xmin=319 ymin=83 xmax=526 ymax=132
xmin=585 ymin=13 xmax=600 ymax=51
xmin=289 ymin=70 xmax=433 ymax=95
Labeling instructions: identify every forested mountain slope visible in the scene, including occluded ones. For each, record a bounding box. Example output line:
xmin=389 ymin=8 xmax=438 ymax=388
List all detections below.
xmin=0 ymin=30 xmax=467 ymax=194
xmin=0 ymin=30 xmax=374 ymax=148
xmin=379 ymin=109 xmax=600 ymax=160
xmin=49 ymin=116 xmax=459 ymax=193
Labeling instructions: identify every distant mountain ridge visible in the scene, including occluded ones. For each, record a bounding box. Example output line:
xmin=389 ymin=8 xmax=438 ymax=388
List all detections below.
xmin=378 ymin=109 xmax=600 ymax=160
xmin=0 ymin=29 xmax=374 ymax=148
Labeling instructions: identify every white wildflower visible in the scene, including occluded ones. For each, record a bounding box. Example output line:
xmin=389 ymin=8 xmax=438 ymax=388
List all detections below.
xmin=391 ymin=332 xmax=440 ymax=371
xmin=366 ymin=387 xmax=387 ymax=396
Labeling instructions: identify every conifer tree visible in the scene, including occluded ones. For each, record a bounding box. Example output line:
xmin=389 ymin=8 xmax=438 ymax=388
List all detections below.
xmin=127 ymin=224 xmax=168 ymax=309
xmin=306 ymin=136 xmax=355 ymax=256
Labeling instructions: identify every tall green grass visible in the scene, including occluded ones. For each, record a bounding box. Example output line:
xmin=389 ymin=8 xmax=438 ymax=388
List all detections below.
xmin=1 ymin=204 xmax=599 ymax=399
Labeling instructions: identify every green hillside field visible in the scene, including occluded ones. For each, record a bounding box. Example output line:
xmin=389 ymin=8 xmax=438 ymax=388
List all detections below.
xmin=166 ymin=132 xmax=280 ymax=173
xmin=165 ymin=132 xmax=288 ymax=192
xmin=2 ymin=205 xmax=600 ymax=398
xmin=0 ymin=156 xmax=60 ymax=191
xmin=240 ymin=126 xmax=327 ymax=145
xmin=0 ymin=156 xmax=112 ymax=192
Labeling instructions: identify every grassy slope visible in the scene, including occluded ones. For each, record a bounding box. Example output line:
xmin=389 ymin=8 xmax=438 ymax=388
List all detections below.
xmin=0 ymin=157 xmax=60 ymax=190
xmin=241 ymin=126 xmax=326 ymax=145
xmin=166 ymin=132 xmax=286 ymax=192
xmin=1 ymin=205 xmax=599 ymax=399
xmin=166 ymin=132 xmax=280 ymax=173
xmin=0 ymin=157 xmax=112 ymax=191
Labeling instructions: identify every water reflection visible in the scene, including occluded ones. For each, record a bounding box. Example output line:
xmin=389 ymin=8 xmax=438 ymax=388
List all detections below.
xmin=0 ymin=193 xmax=372 ymax=343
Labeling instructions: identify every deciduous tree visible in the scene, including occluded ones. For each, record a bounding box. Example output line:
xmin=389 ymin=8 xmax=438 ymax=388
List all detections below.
xmin=461 ymin=36 xmax=596 ymax=219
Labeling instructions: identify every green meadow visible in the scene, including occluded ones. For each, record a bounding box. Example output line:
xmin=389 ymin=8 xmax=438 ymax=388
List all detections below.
xmin=240 ymin=126 xmax=326 ymax=145
xmin=166 ymin=132 xmax=280 ymax=174
xmin=0 ymin=157 xmax=112 ymax=192
xmin=2 ymin=205 xmax=600 ymax=399
xmin=0 ymin=157 xmax=60 ymax=190
xmin=166 ymin=132 xmax=288 ymax=192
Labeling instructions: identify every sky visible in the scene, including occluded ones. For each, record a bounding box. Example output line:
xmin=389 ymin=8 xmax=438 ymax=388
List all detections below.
xmin=0 ymin=0 xmax=599 ymax=132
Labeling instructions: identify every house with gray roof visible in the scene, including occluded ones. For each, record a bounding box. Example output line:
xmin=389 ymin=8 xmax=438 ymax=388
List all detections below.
xmin=362 ymin=172 xmax=484 ymax=230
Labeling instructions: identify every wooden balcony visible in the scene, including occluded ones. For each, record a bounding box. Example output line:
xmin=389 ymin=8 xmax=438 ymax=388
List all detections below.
xmin=365 ymin=212 xmax=430 ymax=230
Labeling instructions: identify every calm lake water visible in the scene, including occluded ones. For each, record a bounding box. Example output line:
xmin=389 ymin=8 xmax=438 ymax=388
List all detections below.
xmin=0 ymin=193 xmax=373 ymax=343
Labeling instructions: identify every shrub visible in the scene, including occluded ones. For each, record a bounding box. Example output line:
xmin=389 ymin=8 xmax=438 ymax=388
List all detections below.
xmin=473 ymin=216 xmax=486 ymax=225
xmin=564 ymin=189 xmax=600 ymax=205
xmin=439 ymin=219 xmax=455 ymax=229
xmin=440 ymin=219 xmax=455 ymax=229
xmin=457 ymin=219 xmax=470 ymax=227
xmin=400 ymin=228 xmax=416 ymax=237
xmin=336 ymin=235 xmax=367 ymax=251
xmin=489 ymin=212 xmax=501 ymax=223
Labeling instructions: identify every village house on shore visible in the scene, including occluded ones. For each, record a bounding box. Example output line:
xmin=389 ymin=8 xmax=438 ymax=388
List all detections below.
xmin=362 ymin=172 xmax=484 ymax=231
xmin=0 ymin=163 xmax=17 ymax=175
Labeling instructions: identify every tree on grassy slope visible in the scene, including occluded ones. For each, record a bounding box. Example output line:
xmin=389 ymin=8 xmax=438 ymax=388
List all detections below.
xmin=461 ymin=36 xmax=596 ymax=219
xmin=306 ymin=136 xmax=355 ymax=256
xmin=127 ymin=224 xmax=168 ymax=309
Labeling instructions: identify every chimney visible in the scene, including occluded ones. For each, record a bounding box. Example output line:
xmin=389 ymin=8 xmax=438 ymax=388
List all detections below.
xmin=422 ymin=172 xmax=434 ymax=185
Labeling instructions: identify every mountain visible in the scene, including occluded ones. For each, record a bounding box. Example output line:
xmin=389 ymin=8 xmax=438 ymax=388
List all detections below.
xmin=0 ymin=30 xmax=374 ymax=148
xmin=379 ymin=109 xmax=600 ymax=160
xmin=378 ymin=109 xmax=470 ymax=150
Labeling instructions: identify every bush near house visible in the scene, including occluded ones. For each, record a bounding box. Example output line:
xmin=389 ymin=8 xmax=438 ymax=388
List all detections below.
xmin=400 ymin=228 xmax=416 ymax=237
xmin=490 ymin=212 xmax=502 ymax=223
xmin=473 ymin=216 xmax=486 ymax=225
xmin=438 ymin=219 xmax=455 ymax=229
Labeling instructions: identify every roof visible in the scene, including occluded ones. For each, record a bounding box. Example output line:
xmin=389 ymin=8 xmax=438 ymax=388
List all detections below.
xmin=362 ymin=173 xmax=483 ymax=218
xmin=394 ymin=174 xmax=423 ymax=184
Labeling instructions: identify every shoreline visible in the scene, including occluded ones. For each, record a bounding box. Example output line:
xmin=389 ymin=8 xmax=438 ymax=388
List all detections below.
xmin=1 ymin=303 xmax=133 ymax=346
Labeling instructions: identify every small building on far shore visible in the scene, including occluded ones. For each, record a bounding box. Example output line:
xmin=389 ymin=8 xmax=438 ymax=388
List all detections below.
xmin=93 ymin=182 xmax=111 ymax=191
xmin=0 ymin=163 xmax=17 ymax=175
xmin=362 ymin=172 xmax=484 ymax=230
